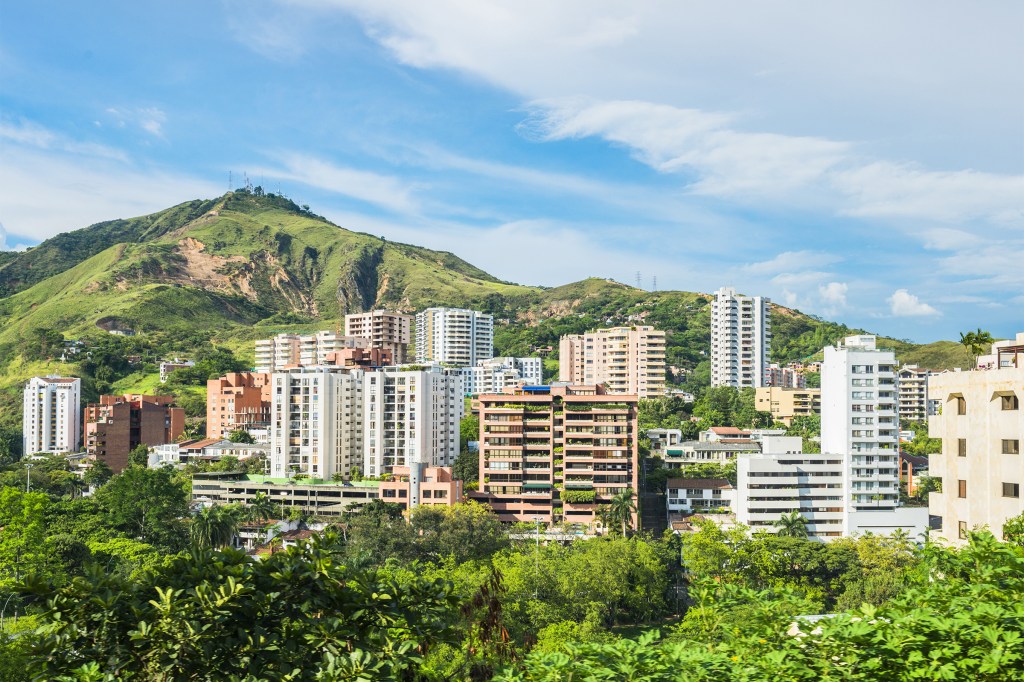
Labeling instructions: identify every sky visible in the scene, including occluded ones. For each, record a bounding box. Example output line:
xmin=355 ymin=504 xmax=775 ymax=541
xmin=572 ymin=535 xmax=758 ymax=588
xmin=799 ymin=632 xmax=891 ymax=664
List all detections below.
xmin=1 ymin=1 xmax=1022 ymax=342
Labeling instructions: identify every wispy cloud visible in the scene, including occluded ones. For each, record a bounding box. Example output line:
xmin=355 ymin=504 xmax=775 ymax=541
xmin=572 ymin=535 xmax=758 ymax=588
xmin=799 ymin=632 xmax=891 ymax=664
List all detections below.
xmin=0 ymin=118 xmax=128 ymax=161
xmin=253 ymin=153 xmax=422 ymax=214
xmin=744 ymin=250 xmax=843 ymax=276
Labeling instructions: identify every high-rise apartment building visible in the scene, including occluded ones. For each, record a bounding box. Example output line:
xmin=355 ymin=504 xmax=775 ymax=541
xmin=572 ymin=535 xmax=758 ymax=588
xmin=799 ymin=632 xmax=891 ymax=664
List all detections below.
xmin=476 ymin=385 xmax=638 ymax=529
xmin=821 ymin=335 xmax=926 ymax=536
xmin=23 ymin=376 xmax=81 ymax=455
xmin=415 ymin=307 xmax=493 ymax=367
xmin=765 ymin=363 xmax=807 ymax=388
xmin=85 ymin=395 xmax=185 ymax=472
xmin=559 ymin=326 xmax=666 ymax=398
xmin=345 ymin=310 xmax=413 ymax=364
xmin=710 ymin=287 xmax=771 ymax=388
xmin=269 ymin=368 xmax=365 ymax=480
xmin=254 ymin=332 xmax=371 ymax=373
xmin=363 ymin=365 xmax=464 ymax=477
xmin=928 ymin=333 xmax=1024 ymax=544
xmin=206 ymin=372 xmax=272 ymax=440
xmin=461 ymin=356 xmax=543 ymax=396
xmin=897 ymin=365 xmax=935 ymax=422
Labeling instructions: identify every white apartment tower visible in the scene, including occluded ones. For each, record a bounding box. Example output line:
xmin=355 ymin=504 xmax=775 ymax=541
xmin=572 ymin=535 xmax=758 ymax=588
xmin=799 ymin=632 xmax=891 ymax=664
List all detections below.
xmin=897 ymin=365 xmax=934 ymax=422
xmin=461 ymin=357 xmax=543 ymax=396
xmin=710 ymin=287 xmax=771 ymax=388
xmin=415 ymin=307 xmax=493 ymax=367
xmin=559 ymin=326 xmax=667 ymax=398
xmin=363 ymin=366 xmax=463 ymax=477
xmin=255 ymin=332 xmax=370 ymax=373
xmin=269 ymin=368 xmax=364 ymax=480
xmin=23 ymin=376 xmax=81 ymax=455
xmin=822 ymin=336 xmax=915 ymax=535
xmin=345 ymin=310 xmax=413 ymax=363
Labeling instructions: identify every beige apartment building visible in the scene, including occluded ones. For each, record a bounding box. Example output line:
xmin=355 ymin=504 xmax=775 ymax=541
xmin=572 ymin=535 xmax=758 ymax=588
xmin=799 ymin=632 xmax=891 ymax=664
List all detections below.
xmin=755 ymin=386 xmax=821 ymax=426
xmin=928 ymin=333 xmax=1024 ymax=544
xmin=475 ymin=385 xmax=638 ymax=531
xmin=559 ymin=326 xmax=666 ymax=398
xmin=345 ymin=310 xmax=413 ymax=363
xmin=254 ymin=331 xmax=370 ymax=373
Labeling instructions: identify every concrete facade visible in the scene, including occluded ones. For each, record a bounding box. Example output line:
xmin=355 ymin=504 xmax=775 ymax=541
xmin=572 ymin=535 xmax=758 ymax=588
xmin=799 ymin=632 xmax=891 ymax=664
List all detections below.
xmin=928 ymin=337 xmax=1024 ymax=544
xmin=897 ymin=365 xmax=935 ymax=423
xmin=379 ymin=463 xmax=463 ymax=510
xmin=476 ymin=385 xmax=638 ymax=530
xmin=755 ymin=386 xmax=822 ymax=426
xmin=559 ymin=326 xmax=666 ymax=398
xmin=345 ymin=310 xmax=413 ymax=364
xmin=710 ymin=287 xmax=771 ymax=388
xmin=415 ymin=307 xmax=494 ymax=367
xmin=460 ymin=356 xmax=543 ymax=396
xmin=23 ymin=376 xmax=81 ymax=455
xmin=255 ymin=332 xmax=371 ymax=373
xmin=206 ymin=372 xmax=272 ymax=440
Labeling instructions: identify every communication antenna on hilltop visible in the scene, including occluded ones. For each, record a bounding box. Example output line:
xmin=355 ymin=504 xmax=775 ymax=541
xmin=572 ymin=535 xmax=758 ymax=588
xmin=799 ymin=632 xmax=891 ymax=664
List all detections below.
xmin=228 ymin=171 xmax=233 ymax=191
xmin=244 ymin=172 xmax=253 ymax=192
xmin=653 ymin=275 xmax=657 ymax=292
xmin=635 ymin=271 xmax=642 ymax=289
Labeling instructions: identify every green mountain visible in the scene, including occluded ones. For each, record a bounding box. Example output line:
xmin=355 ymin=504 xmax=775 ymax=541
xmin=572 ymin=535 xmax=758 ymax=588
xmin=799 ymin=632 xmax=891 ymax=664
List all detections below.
xmin=0 ymin=190 xmax=970 ymax=432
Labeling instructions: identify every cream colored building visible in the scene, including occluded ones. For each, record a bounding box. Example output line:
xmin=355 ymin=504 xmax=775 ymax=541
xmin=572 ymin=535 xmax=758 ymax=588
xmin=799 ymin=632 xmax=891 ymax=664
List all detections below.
xmin=345 ymin=310 xmax=413 ymax=363
xmin=255 ymin=331 xmax=370 ymax=373
xmin=559 ymin=326 xmax=666 ymax=398
xmin=755 ymin=387 xmax=821 ymax=425
xmin=928 ymin=333 xmax=1024 ymax=544
xmin=415 ymin=307 xmax=494 ymax=367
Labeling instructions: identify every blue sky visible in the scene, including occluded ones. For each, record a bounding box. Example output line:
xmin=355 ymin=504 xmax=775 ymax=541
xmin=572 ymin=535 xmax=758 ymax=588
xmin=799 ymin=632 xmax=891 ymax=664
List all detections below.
xmin=1 ymin=1 xmax=1021 ymax=342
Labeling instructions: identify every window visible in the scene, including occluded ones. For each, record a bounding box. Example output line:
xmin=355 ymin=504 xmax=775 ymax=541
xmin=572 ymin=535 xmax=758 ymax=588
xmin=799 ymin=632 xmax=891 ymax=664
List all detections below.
xmin=1002 ymin=482 xmax=1020 ymax=498
xmin=958 ymin=480 xmax=967 ymax=498
xmin=1002 ymin=394 xmax=1020 ymax=411
xmin=959 ymin=521 xmax=968 ymax=540
xmin=958 ymin=439 xmax=967 ymax=457
xmin=1003 ymin=440 xmax=1020 ymax=455
xmin=956 ymin=396 xmax=967 ymax=415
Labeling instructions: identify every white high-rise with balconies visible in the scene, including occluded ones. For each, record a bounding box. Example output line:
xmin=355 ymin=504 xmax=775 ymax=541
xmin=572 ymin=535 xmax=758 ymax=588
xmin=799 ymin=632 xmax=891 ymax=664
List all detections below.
xmin=269 ymin=367 xmax=365 ymax=480
xmin=415 ymin=307 xmax=493 ymax=367
xmin=559 ymin=326 xmax=666 ymax=398
xmin=23 ymin=376 xmax=81 ymax=455
xmin=822 ymin=335 xmax=926 ymax=536
xmin=710 ymin=287 xmax=771 ymax=388
xmin=362 ymin=365 xmax=463 ymax=477
xmin=255 ymin=332 xmax=371 ymax=373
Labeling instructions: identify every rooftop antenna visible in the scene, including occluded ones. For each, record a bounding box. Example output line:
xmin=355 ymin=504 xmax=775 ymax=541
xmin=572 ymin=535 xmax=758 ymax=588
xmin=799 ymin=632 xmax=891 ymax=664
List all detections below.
xmin=653 ymin=275 xmax=657 ymax=292
xmin=635 ymin=271 xmax=642 ymax=289
xmin=228 ymin=171 xmax=232 ymax=191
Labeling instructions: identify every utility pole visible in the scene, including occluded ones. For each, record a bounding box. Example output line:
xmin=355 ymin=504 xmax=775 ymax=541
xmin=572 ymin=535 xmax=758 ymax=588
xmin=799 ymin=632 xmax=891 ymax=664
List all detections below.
xmin=25 ymin=462 xmax=33 ymax=493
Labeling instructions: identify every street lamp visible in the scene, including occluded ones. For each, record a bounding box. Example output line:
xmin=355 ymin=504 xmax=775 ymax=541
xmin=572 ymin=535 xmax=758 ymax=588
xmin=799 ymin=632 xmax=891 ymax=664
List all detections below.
xmin=531 ymin=515 xmax=544 ymax=578
xmin=25 ymin=462 xmax=33 ymax=493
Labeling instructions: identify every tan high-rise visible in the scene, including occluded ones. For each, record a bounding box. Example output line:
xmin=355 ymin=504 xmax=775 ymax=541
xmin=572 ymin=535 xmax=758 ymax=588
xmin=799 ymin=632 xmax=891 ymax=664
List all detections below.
xmin=206 ymin=372 xmax=272 ymax=440
xmin=559 ymin=326 xmax=666 ymax=398
xmin=345 ymin=310 xmax=413 ymax=363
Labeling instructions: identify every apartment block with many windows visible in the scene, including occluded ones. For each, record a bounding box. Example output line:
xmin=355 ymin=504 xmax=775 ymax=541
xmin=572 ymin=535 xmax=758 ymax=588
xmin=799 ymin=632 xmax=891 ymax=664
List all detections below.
xmin=928 ymin=333 xmax=1024 ymax=544
xmin=460 ymin=356 xmax=543 ymax=396
xmin=755 ymin=386 xmax=821 ymax=426
xmin=85 ymin=395 xmax=184 ymax=473
xmin=710 ymin=287 xmax=771 ymax=388
xmin=269 ymin=367 xmax=364 ymax=480
xmin=23 ymin=376 xmax=81 ymax=456
xmin=476 ymin=385 xmax=638 ymax=530
xmin=559 ymin=326 xmax=666 ymax=398
xmin=345 ymin=310 xmax=413 ymax=364
xmin=362 ymin=365 xmax=463 ymax=477
xmin=206 ymin=372 xmax=272 ymax=440
xmin=255 ymin=332 xmax=371 ymax=373
xmin=897 ymin=365 xmax=936 ymax=423
xmin=415 ymin=307 xmax=493 ymax=367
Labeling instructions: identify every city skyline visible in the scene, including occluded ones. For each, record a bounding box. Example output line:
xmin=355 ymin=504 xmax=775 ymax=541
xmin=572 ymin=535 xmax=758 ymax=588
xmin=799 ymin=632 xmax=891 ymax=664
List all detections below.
xmin=1 ymin=3 xmax=1021 ymax=342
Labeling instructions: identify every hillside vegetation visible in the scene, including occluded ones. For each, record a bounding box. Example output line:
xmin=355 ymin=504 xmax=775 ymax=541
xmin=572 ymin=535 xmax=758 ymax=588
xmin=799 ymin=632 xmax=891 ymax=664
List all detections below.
xmin=0 ymin=190 xmax=971 ymax=431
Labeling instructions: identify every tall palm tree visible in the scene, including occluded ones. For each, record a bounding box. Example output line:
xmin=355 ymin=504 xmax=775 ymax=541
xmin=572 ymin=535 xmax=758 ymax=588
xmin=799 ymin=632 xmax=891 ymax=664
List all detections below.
xmin=773 ymin=511 xmax=809 ymax=538
xmin=246 ymin=492 xmax=276 ymax=523
xmin=960 ymin=329 xmax=994 ymax=368
xmin=606 ymin=488 xmax=638 ymax=537
xmin=191 ymin=505 xmax=241 ymax=549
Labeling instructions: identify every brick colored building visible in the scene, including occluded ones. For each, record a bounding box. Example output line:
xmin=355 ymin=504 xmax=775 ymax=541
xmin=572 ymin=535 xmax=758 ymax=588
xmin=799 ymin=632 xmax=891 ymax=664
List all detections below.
xmin=475 ymin=384 xmax=638 ymax=531
xmin=85 ymin=395 xmax=185 ymax=472
xmin=206 ymin=372 xmax=272 ymax=440
xmin=379 ymin=464 xmax=463 ymax=510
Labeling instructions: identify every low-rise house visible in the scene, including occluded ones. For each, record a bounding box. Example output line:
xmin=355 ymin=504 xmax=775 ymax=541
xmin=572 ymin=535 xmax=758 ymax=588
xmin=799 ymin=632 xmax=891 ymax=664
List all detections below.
xmin=379 ymin=464 xmax=462 ymax=510
xmin=666 ymin=478 xmax=736 ymax=514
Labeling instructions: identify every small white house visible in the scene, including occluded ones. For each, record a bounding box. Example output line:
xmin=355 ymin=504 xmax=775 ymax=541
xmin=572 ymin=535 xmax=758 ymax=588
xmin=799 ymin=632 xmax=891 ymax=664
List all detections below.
xmin=666 ymin=478 xmax=736 ymax=514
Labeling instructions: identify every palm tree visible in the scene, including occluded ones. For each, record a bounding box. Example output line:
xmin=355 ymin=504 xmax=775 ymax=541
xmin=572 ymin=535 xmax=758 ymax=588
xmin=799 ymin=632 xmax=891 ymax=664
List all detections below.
xmin=606 ymin=488 xmax=638 ymax=537
xmin=773 ymin=511 xmax=809 ymax=538
xmin=246 ymin=492 xmax=276 ymax=523
xmin=960 ymin=328 xmax=994 ymax=368
xmin=191 ymin=505 xmax=241 ymax=549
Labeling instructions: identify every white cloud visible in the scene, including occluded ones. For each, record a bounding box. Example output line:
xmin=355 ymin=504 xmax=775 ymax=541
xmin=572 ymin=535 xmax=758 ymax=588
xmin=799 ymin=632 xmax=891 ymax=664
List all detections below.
xmin=819 ymin=281 xmax=848 ymax=307
xmin=253 ymin=154 xmax=422 ymax=214
xmin=0 ymin=118 xmax=128 ymax=161
xmin=744 ymin=250 xmax=842 ymax=276
xmin=889 ymin=289 xmax=940 ymax=317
